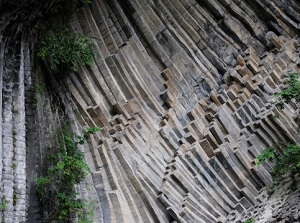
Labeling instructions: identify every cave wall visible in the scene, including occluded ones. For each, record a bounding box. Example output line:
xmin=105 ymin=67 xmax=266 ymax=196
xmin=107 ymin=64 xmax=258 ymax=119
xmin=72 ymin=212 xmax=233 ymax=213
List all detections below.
xmin=1 ymin=0 xmax=300 ymax=222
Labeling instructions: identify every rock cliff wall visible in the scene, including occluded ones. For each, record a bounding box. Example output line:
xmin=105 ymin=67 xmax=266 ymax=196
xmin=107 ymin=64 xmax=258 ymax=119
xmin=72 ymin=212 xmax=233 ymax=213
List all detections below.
xmin=1 ymin=0 xmax=300 ymax=222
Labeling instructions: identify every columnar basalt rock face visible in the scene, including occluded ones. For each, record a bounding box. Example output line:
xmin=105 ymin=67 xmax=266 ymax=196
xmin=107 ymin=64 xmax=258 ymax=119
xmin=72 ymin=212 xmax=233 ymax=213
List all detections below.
xmin=230 ymin=177 xmax=300 ymax=223
xmin=0 ymin=1 xmax=58 ymax=222
xmin=0 ymin=39 xmax=30 ymax=222
xmin=1 ymin=0 xmax=300 ymax=222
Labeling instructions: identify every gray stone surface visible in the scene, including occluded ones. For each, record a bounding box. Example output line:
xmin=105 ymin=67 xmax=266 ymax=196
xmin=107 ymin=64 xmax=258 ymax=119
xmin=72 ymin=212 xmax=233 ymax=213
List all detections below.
xmin=1 ymin=0 xmax=300 ymax=222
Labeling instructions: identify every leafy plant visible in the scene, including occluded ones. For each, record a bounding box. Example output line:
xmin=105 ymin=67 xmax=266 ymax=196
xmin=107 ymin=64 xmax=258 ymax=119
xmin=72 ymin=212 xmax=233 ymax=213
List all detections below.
xmin=31 ymin=0 xmax=96 ymax=74
xmin=257 ymin=144 xmax=300 ymax=183
xmin=244 ymin=219 xmax=254 ymax=223
xmin=257 ymin=73 xmax=300 ymax=189
xmin=256 ymin=147 xmax=276 ymax=165
xmin=37 ymin=126 xmax=100 ymax=222
xmin=37 ymin=29 xmax=95 ymax=72
xmin=275 ymin=73 xmax=300 ymax=109
xmin=0 ymin=198 xmax=8 ymax=211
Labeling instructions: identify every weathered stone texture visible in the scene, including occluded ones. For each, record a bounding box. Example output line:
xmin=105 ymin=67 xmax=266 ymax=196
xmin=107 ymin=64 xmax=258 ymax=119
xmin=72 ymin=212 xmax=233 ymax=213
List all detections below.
xmin=0 ymin=38 xmax=28 ymax=222
xmin=1 ymin=0 xmax=300 ymax=222
xmin=230 ymin=177 xmax=300 ymax=223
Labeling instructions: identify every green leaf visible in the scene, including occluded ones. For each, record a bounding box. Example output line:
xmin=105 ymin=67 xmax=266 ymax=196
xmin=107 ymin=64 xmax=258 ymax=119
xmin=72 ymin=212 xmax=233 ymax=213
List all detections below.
xmin=36 ymin=124 xmax=99 ymax=222
xmin=37 ymin=30 xmax=95 ymax=73
xmin=79 ymin=140 xmax=84 ymax=145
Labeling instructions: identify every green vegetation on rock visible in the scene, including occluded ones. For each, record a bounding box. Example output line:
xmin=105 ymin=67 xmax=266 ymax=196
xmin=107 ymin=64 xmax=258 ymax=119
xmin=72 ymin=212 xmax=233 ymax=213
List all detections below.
xmin=32 ymin=0 xmax=95 ymax=73
xmin=257 ymin=73 xmax=300 ymax=189
xmin=275 ymin=73 xmax=300 ymax=109
xmin=0 ymin=198 xmax=8 ymax=211
xmin=257 ymin=143 xmax=300 ymax=188
xmin=37 ymin=29 xmax=95 ymax=71
xmin=37 ymin=126 xmax=100 ymax=222
xmin=244 ymin=219 xmax=254 ymax=223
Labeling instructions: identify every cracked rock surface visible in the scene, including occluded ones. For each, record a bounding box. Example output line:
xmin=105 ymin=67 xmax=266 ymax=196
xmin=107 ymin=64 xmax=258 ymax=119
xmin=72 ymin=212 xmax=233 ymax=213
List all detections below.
xmin=1 ymin=0 xmax=300 ymax=222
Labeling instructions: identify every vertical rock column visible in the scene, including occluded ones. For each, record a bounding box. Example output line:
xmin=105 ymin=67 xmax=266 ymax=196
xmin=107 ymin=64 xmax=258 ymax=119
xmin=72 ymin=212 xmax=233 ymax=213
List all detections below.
xmin=12 ymin=39 xmax=27 ymax=222
xmin=0 ymin=37 xmax=5 ymax=223
xmin=0 ymin=37 xmax=27 ymax=223
xmin=2 ymin=40 xmax=17 ymax=223
xmin=62 ymin=0 xmax=300 ymax=222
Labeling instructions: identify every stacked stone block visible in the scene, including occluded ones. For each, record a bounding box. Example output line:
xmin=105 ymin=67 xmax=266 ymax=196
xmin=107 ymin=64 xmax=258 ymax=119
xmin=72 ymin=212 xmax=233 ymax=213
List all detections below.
xmin=56 ymin=0 xmax=300 ymax=222
xmin=0 ymin=39 xmax=28 ymax=222
xmin=1 ymin=0 xmax=300 ymax=222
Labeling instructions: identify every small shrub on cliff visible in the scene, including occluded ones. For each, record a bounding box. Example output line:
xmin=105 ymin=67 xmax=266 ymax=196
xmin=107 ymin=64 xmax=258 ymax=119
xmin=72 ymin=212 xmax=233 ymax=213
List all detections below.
xmin=31 ymin=0 xmax=95 ymax=73
xmin=275 ymin=73 xmax=300 ymax=109
xmin=257 ymin=73 xmax=300 ymax=189
xmin=37 ymin=126 xmax=100 ymax=222
xmin=257 ymin=143 xmax=300 ymax=188
xmin=37 ymin=29 xmax=95 ymax=72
